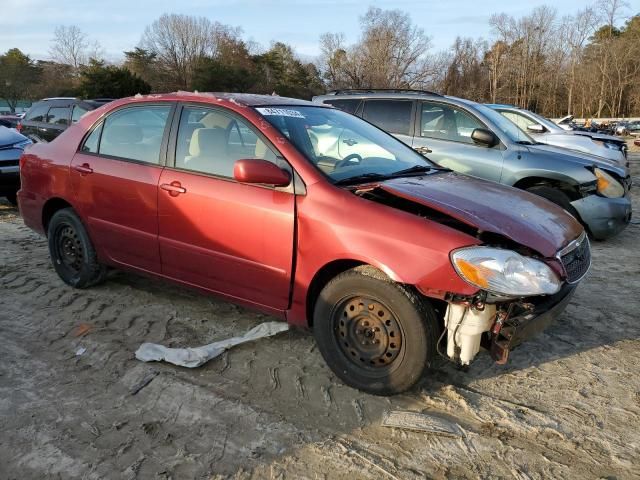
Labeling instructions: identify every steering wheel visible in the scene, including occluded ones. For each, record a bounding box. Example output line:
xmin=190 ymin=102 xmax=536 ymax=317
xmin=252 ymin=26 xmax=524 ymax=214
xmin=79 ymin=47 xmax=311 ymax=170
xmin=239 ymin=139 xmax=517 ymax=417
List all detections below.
xmin=335 ymin=153 xmax=363 ymax=169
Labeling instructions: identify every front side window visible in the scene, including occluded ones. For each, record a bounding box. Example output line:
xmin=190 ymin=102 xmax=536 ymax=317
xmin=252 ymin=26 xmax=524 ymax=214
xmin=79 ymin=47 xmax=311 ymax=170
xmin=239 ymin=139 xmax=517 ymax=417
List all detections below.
xmin=420 ymin=102 xmax=484 ymax=144
xmin=362 ymin=100 xmax=413 ymax=135
xmin=500 ymin=111 xmax=533 ymax=132
xmin=47 ymin=107 xmax=70 ymax=126
xmin=473 ymin=104 xmax=535 ymax=144
xmin=25 ymin=104 xmax=48 ymax=122
xmin=174 ymin=106 xmax=281 ymax=178
xmin=257 ymin=106 xmax=435 ymax=182
xmin=99 ymin=105 xmax=171 ymax=163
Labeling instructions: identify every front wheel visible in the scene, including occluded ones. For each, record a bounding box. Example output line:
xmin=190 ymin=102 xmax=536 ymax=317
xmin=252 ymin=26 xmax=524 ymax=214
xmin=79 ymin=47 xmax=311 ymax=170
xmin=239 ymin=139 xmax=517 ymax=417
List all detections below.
xmin=48 ymin=208 xmax=107 ymax=288
xmin=313 ymin=266 xmax=438 ymax=395
xmin=526 ymin=185 xmax=580 ymax=219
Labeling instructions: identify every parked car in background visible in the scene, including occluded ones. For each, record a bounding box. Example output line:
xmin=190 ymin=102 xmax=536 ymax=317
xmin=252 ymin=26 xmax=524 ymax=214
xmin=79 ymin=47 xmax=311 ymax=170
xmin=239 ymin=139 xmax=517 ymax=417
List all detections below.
xmin=0 ymin=126 xmax=31 ymax=204
xmin=626 ymin=120 xmax=640 ymax=136
xmin=18 ymin=97 xmax=113 ymax=143
xmin=0 ymin=115 xmax=21 ymax=129
xmin=487 ymin=104 xmax=627 ymax=165
xmin=313 ymin=90 xmax=632 ymax=239
xmin=19 ymin=92 xmax=589 ymax=395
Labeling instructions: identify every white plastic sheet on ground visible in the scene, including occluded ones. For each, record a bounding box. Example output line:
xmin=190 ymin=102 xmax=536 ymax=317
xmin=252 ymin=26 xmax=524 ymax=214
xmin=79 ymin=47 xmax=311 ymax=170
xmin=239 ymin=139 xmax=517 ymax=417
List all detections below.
xmin=135 ymin=321 xmax=290 ymax=368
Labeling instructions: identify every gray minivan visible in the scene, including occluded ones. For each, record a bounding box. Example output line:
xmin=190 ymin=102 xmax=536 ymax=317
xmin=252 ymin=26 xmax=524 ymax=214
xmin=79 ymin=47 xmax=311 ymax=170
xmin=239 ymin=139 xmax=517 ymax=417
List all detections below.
xmin=313 ymin=90 xmax=632 ymax=239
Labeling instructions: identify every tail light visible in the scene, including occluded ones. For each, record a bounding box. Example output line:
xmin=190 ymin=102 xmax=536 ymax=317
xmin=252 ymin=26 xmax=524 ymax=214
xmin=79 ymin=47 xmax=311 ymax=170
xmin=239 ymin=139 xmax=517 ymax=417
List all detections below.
xmin=16 ymin=122 xmax=22 ymax=132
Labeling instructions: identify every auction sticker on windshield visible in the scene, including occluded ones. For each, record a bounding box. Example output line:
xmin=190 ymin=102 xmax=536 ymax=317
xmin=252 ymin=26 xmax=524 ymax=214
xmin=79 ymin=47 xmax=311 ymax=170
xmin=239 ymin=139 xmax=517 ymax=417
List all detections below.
xmin=256 ymin=107 xmax=305 ymax=118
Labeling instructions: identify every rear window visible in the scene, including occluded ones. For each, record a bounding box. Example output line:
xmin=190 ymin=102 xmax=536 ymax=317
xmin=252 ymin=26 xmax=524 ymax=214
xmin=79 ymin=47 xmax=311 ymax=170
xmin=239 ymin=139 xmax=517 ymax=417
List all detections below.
xmin=47 ymin=107 xmax=70 ymax=126
xmin=72 ymin=105 xmax=88 ymax=123
xmin=362 ymin=100 xmax=413 ymax=135
xmin=24 ymin=104 xmax=49 ymax=122
xmin=324 ymin=99 xmax=361 ymax=115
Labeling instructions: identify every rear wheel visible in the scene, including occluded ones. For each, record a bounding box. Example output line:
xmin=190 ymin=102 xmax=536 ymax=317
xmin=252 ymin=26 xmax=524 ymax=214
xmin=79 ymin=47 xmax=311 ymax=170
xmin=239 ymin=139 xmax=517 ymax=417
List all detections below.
xmin=526 ymin=185 xmax=580 ymax=219
xmin=313 ymin=266 xmax=438 ymax=395
xmin=48 ymin=208 xmax=107 ymax=288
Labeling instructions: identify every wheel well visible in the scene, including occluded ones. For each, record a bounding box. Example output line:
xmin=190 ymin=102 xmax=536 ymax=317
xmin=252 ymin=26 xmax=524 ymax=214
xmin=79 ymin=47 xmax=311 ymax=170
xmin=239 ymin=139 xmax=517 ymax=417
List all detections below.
xmin=512 ymin=177 xmax=581 ymax=201
xmin=306 ymin=260 xmax=364 ymax=326
xmin=42 ymin=198 xmax=72 ymax=234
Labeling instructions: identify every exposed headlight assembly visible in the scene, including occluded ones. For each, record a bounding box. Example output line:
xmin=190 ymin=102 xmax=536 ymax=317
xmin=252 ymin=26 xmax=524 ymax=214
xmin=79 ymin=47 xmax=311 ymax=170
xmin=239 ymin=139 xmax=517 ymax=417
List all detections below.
xmin=594 ymin=168 xmax=624 ymax=198
xmin=451 ymin=247 xmax=561 ymax=296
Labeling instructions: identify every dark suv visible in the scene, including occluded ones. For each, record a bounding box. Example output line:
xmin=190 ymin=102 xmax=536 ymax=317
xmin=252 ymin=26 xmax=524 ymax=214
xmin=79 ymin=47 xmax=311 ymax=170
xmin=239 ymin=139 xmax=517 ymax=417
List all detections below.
xmin=19 ymin=98 xmax=113 ymax=143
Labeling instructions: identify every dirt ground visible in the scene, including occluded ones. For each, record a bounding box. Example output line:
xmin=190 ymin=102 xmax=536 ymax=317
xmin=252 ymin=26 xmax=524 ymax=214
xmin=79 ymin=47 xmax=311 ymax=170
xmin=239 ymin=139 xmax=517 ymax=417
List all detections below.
xmin=1 ymin=153 xmax=639 ymax=480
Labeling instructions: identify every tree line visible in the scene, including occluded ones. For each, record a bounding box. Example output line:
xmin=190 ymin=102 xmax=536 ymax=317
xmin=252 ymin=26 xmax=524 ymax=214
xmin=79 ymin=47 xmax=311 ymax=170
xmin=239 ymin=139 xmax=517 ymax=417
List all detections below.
xmin=1 ymin=2 xmax=638 ymax=118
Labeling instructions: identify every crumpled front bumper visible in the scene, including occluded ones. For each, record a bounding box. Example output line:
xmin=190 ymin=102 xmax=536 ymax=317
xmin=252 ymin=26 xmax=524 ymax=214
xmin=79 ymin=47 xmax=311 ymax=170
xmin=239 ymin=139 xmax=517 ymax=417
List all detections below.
xmin=571 ymin=193 xmax=632 ymax=240
xmin=486 ymin=284 xmax=577 ymax=363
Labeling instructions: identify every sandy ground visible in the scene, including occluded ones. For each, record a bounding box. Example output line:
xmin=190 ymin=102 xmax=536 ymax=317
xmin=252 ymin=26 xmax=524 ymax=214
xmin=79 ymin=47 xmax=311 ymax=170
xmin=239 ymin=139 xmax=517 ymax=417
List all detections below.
xmin=1 ymin=153 xmax=639 ymax=480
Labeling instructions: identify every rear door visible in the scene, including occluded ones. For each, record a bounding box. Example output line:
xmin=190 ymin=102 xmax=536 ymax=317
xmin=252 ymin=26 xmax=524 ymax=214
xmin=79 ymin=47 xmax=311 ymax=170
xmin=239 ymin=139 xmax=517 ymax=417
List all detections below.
xmin=157 ymin=104 xmax=295 ymax=310
xmin=70 ymin=103 xmax=174 ymax=273
xmin=412 ymin=101 xmax=504 ymax=182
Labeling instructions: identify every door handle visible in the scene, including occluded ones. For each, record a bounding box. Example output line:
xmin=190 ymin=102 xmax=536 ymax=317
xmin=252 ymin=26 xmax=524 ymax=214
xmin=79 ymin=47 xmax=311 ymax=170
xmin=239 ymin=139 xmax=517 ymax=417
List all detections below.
xmin=161 ymin=181 xmax=187 ymax=197
xmin=73 ymin=163 xmax=93 ymax=175
xmin=414 ymin=146 xmax=432 ymax=154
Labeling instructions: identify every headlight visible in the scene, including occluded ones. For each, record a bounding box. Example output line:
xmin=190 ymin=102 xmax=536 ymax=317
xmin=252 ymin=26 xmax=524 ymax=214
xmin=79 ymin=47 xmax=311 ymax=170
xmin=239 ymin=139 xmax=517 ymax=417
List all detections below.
xmin=12 ymin=139 xmax=32 ymax=150
xmin=594 ymin=168 xmax=624 ymax=198
xmin=451 ymin=247 xmax=561 ymax=296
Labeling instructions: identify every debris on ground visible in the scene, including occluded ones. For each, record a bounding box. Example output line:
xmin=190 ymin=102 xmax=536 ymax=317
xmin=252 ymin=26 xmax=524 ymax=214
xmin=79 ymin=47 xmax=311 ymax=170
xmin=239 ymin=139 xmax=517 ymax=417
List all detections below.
xmin=134 ymin=321 xmax=290 ymax=367
xmin=75 ymin=347 xmax=86 ymax=356
xmin=129 ymin=370 xmax=159 ymax=396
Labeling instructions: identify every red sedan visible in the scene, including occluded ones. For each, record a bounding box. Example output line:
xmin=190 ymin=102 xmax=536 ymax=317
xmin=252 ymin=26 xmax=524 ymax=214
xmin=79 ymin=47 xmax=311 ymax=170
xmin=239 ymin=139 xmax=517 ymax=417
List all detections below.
xmin=19 ymin=93 xmax=589 ymax=394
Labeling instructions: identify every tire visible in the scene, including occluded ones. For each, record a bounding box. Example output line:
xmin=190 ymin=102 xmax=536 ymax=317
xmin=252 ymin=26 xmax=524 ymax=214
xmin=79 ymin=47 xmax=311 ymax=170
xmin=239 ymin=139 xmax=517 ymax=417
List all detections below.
xmin=5 ymin=192 xmax=17 ymax=206
xmin=313 ymin=266 xmax=438 ymax=396
xmin=47 ymin=208 xmax=107 ymax=288
xmin=526 ymin=185 xmax=580 ymax=219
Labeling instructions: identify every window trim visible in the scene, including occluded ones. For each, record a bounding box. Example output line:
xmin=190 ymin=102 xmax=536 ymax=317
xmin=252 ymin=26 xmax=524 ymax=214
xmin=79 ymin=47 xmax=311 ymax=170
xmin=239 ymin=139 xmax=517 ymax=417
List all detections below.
xmin=361 ymin=99 xmax=416 ymax=136
xmin=77 ymin=102 xmax=177 ymax=167
xmin=416 ymin=100 xmax=497 ymax=148
xmin=165 ymin=101 xmax=296 ymax=192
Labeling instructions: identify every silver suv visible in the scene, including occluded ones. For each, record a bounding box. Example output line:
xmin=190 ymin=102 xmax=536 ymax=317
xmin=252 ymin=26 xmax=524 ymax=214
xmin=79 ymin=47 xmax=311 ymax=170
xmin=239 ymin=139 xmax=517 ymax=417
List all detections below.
xmin=487 ymin=104 xmax=627 ymax=165
xmin=313 ymin=90 xmax=632 ymax=239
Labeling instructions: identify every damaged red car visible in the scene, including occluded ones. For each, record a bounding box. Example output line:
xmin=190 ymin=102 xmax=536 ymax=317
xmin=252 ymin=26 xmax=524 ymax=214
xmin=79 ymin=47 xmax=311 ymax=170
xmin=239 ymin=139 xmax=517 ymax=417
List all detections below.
xmin=18 ymin=93 xmax=590 ymax=395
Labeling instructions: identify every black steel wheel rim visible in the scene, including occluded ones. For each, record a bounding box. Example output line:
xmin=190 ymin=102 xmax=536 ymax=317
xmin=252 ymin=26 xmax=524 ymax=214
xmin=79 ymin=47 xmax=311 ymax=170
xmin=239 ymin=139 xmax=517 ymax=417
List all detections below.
xmin=54 ymin=223 xmax=84 ymax=275
xmin=333 ymin=296 xmax=404 ymax=372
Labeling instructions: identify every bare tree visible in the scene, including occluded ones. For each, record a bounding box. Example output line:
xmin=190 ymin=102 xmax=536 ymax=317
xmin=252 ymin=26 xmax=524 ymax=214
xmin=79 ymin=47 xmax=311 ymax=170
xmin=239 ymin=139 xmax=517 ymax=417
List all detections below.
xmin=141 ymin=13 xmax=240 ymax=89
xmin=49 ymin=25 xmax=90 ymax=69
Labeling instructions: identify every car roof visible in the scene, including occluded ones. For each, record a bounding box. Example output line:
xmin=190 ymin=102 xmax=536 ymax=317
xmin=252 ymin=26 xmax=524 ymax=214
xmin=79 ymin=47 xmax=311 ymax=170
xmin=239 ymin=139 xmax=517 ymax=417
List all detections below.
xmin=313 ymin=90 xmax=482 ymax=109
xmin=485 ymin=103 xmax=518 ymax=109
xmin=112 ymin=92 xmax=320 ymax=108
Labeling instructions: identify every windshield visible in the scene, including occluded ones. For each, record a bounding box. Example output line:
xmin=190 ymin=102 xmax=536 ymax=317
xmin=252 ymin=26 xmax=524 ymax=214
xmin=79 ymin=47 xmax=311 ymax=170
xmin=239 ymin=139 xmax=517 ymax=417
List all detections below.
xmin=255 ymin=106 xmax=436 ymax=182
xmin=474 ymin=104 xmax=535 ymax=144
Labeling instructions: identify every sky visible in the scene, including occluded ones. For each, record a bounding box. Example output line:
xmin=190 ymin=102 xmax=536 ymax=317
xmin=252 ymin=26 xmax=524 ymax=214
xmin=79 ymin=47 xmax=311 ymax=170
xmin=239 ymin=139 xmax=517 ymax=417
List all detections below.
xmin=1 ymin=0 xmax=633 ymax=62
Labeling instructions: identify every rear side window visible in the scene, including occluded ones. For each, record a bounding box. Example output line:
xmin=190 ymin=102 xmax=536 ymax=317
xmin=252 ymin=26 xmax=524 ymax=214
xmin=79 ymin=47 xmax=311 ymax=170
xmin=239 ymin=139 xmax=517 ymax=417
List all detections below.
xmin=25 ymin=104 xmax=48 ymax=122
xmin=362 ymin=100 xmax=413 ymax=135
xmin=324 ymin=99 xmax=361 ymax=115
xmin=98 ymin=105 xmax=171 ymax=163
xmin=72 ymin=105 xmax=88 ymax=124
xmin=47 ymin=107 xmax=70 ymax=126
xmin=82 ymin=124 xmax=103 ymax=153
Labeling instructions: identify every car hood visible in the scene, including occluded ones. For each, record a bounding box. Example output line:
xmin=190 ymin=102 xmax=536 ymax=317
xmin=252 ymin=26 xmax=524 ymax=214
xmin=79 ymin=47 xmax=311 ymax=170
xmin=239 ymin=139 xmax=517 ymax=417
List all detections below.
xmin=377 ymin=172 xmax=583 ymax=258
xmin=569 ymin=131 xmax=624 ymax=144
xmin=0 ymin=125 xmax=27 ymax=147
xmin=525 ymin=143 xmax=629 ymax=177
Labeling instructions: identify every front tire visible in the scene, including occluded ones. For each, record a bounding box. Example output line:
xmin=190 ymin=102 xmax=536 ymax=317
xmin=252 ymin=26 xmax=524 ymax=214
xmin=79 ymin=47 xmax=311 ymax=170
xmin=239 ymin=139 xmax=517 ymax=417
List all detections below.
xmin=5 ymin=192 xmax=17 ymax=206
xmin=526 ymin=185 xmax=580 ymax=219
xmin=313 ymin=266 xmax=438 ymax=395
xmin=48 ymin=208 xmax=107 ymax=288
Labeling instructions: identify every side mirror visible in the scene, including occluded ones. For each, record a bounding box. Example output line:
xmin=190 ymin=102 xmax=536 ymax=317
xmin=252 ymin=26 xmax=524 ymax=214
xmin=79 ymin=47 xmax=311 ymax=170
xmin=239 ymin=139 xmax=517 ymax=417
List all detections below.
xmin=234 ymin=159 xmax=291 ymax=186
xmin=527 ymin=123 xmax=545 ymax=133
xmin=471 ymin=128 xmax=499 ymax=147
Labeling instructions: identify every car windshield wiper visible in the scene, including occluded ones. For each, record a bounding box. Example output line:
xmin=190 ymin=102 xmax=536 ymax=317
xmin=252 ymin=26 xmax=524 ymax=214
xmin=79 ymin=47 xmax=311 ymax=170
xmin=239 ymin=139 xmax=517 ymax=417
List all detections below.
xmin=334 ymin=172 xmax=392 ymax=186
xmin=391 ymin=164 xmax=451 ymax=176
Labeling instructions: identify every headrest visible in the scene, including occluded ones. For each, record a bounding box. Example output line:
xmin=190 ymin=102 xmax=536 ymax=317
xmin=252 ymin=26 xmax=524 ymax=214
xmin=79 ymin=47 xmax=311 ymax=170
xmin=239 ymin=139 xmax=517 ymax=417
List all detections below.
xmin=189 ymin=128 xmax=227 ymax=157
xmin=103 ymin=124 xmax=143 ymax=144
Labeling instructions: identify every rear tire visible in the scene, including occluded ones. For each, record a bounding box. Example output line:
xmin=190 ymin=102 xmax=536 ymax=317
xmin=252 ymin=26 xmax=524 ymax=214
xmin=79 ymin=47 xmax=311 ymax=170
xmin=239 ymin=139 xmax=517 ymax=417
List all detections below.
xmin=313 ymin=266 xmax=438 ymax=395
xmin=48 ymin=208 xmax=107 ymax=288
xmin=526 ymin=185 xmax=580 ymax=219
